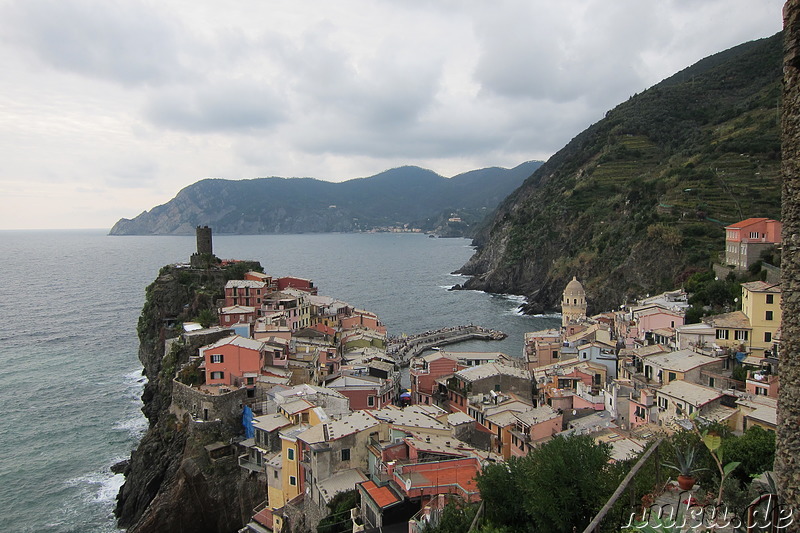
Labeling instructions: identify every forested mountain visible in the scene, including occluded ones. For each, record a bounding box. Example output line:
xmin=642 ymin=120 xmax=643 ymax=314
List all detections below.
xmin=458 ymin=33 xmax=783 ymax=313
xmin=108 ymin=161 xmax=542 ymax=236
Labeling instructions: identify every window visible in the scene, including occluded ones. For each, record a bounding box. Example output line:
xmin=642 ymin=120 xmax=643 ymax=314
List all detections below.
xmin=716 ymin=329 xmax=729 ymax=340
xmin=766 ymin=294 xmax=774 ymax=304
xmin=766 ymin=311 xmax=774 ymax=321
xmin=735 ymin=330 xmax=749 ymax=341
xmin=765 ymin=332 xmax=772 ymax=343
xmin=668 ymin=372 xmax=677 ymax=382
xmin=709 ymin=377 xmax=716 ymax=388
xmin=289 ymin=476 xmax=297 ymax=486
xmin=287 ymin=448 xmax=295 ymax=461
xmin=210 ymin=371 xmax=224 ymax=380
xmin=274 ymin=470 xmax=278 ymax=479
xmin=211 ymin=354 xmax=224 ymax=363
xmin=367 ymin=396 xmax=375 ymax=407
xmin=341 ymin=448 xmax=350 ymax=461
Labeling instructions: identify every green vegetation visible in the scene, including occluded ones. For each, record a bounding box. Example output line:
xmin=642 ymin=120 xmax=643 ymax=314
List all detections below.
xmin=433 ymin=424 xmax=776 ymax=533
xmin=470 ymin=32 xmax=783 ymax=311
xmin=476 ymin=434 xmax=615 ymax=532
xmin=317 ymin=490 xmax=359 ymax=533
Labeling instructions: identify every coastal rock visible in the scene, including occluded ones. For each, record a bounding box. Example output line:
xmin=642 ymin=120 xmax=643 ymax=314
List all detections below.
xmin=116 ymin=263 xmax=265 ymax=533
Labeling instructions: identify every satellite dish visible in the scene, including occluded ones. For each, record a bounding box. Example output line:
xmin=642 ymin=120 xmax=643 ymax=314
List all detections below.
xmin=572 ymin=410 xmax=577 ymax=416
xmin=405 ymin=478 xmax=412 ymax=491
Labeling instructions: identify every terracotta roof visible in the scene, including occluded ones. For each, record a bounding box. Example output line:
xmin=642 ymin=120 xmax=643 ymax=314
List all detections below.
xmin=725 ymin=218 xmax=770 ymax=229
xmin=360 ymin=480 xmax=400 ymax=508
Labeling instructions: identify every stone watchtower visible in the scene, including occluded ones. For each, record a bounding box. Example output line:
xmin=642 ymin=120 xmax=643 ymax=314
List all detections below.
xmin=190 ymin=226 xmax=216 ymax=268
xmin=196 ymin=225 xmax=213 ymax=255
xmin=561 ymin=276 xmax=587 ymax=327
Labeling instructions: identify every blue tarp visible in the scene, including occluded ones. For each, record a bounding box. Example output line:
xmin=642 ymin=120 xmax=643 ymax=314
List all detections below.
xmin=242 ymin=405 xmax=254 ymax=439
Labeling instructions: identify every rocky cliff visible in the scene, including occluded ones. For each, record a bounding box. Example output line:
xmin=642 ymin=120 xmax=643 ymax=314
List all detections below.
xmin=115 ymin=263 xmax=265 ymax=533
xmin=457 ymin=33 xmax=783 ymax=314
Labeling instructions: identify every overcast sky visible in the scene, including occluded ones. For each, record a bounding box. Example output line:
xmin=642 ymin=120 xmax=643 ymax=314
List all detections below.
xmin=0 ymin=0 xmax=785 ymax=230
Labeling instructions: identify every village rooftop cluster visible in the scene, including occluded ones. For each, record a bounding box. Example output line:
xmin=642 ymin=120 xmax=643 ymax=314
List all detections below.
xmin=165 ymin=221 xmax=781 ymax=532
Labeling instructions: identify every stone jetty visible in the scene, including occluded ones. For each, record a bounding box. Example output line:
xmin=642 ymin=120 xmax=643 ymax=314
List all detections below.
xmin=387 ymin=325 xmax=506 ymax=366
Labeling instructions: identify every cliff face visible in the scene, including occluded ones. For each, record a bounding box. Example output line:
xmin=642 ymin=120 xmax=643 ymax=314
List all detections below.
xmin=116 ymin=263 xmax=265 ymax=533
xmin=458 ymin=33 xmax=783 ymax=313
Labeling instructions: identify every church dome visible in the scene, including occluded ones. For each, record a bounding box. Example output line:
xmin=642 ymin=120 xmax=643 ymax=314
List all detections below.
xmin=564 ymin=276 xmax=585 ymax=297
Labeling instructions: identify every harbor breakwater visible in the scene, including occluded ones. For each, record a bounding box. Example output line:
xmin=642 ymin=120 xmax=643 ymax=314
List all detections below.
xmin=387 ymin=325 xmax=507 ymax=366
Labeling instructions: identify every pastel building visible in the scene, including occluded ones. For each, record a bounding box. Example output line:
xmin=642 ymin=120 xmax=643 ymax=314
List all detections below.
xmin=523 ymin=329 xmax=562 ymax=370
xmin=740 ymin=281 xmax=781 ymax=350
xmin=225 ymin=280 xmax=269 ymax=308
xmin=410 ymin=352 xmax=463 ymax=406
xmin=200 ymin=335 xmax=267 ymax=387
xmin=724 ymin=218 xmax=781 ymax=270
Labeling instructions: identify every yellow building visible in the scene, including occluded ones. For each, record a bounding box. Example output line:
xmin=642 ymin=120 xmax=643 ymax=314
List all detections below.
xmin=740 ymin=281 xmax=781 ymax=351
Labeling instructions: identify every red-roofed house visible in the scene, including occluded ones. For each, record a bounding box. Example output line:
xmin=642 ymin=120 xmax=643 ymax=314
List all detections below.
xmin=725 ymin=218 xmax=781 ymax=270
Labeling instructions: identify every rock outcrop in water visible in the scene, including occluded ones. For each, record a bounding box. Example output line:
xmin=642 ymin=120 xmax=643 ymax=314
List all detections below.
xmin=115 ymin=263 xmax=264 ymax=533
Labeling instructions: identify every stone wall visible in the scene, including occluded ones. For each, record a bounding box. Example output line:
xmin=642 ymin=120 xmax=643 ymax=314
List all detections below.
xmin=170 ymin=380 xmax=248 ymax=434
xmin=780 ymin=2 xmax=800 ymax=528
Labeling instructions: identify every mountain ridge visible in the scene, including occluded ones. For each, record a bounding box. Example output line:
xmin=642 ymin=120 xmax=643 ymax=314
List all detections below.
xmin=109 ymin=161 xmax=542 ymax=236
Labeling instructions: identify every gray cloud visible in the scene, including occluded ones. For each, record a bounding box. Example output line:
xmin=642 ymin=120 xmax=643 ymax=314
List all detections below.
xmin=1 ymin=0 xmax=188 ymax=86
xmin=0 ymin=0 xmax=786 ymax=229
xmin=143 ymin=80 xmax=286 ymax=132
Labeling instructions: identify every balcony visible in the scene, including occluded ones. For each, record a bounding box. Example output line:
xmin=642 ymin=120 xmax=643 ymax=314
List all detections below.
xmin=239 ymin=453 xmax=265 ymax=474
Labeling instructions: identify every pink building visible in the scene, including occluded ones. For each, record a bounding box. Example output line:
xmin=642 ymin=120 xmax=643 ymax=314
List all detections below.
xmin=629 ymin=389 xmax=656 ymax=427
xmin=324 ymin=374 xmax=394 ymax=410
xmin=409 ymin=352 xmax=464 ymax=406
xmin=509 ymin=405 xmax=563 ymax=457
xmin=523 ymin=329 xmax=562 ymax=370
xmin=200 ymin=335 xmax=267 ymax=387
xmin=224 ymin=280 xmax=268 ymax=308
xmin=746 ymin=371 xmax=779 ymax=399
xmin=276 ymin=276 xmax=318 ymax=295
xmin=725 ymin=218 xmax=782 ymax=270
xmin=340 ymin=311 xmax=387 ymax=335
xmin=219 ymin=305 xmax=257 ymax=327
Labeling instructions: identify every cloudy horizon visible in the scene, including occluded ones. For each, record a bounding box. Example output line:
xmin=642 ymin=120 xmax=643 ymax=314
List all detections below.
xmin=0 ymin=0 xmax=785 ymax=230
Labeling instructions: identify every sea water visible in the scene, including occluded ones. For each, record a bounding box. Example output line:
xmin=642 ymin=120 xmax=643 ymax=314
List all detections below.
xmin=0 ymin=230 xmax=558 ymax=532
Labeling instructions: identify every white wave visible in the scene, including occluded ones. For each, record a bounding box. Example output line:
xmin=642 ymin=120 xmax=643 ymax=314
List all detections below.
xmin=530 ymin=313 xmax=562 ymax=319
xmin=438 ymin=285 xmax=456 ymax=290
xmin=113 ymin=415 xmax=148 ymax=438
xmin=123 ymin=368 xmax=148 ymax=385
xmin=67 ymin=470 xmax=125 ymax=504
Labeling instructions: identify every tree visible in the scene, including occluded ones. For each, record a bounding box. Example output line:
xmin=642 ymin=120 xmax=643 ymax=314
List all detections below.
xmin=317 ymin=490 xmax=358 ymax=533
xmin=196 ymin=308 xmax=216 ymax=329
xmin=423 ymin=501 xmax=477 ymax=533
xmin=721 ymin=425 xmax=776 ymax=484
xmin=477 ymin=434 xmax=614 ymax=532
